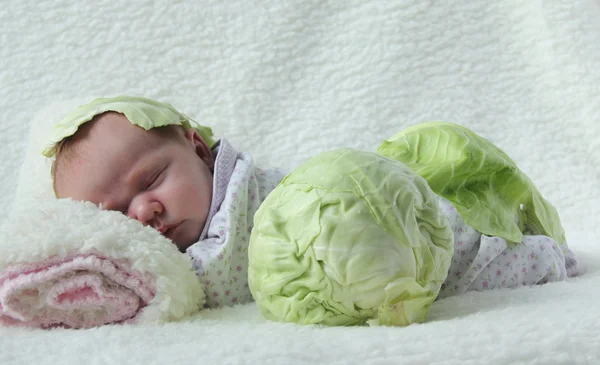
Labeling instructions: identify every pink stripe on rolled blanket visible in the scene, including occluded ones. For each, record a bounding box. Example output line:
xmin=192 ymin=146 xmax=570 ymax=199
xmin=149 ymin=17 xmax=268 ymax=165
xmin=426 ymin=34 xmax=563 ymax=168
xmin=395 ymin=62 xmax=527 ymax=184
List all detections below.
xmin=0 ymin=252 xmax=156 ymax=329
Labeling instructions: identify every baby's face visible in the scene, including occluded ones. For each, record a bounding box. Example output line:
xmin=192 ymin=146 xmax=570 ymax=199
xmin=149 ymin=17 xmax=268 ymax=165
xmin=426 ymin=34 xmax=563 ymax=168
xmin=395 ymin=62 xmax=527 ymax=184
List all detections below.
xmin=54 ymin=113 xmax=214 ymax=251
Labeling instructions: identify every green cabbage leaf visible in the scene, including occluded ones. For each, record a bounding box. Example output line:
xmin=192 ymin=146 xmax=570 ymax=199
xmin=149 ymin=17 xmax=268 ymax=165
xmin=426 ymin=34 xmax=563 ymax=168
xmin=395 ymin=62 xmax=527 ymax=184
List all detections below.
xmin=377 ymin=122 xmax=565 ymax=244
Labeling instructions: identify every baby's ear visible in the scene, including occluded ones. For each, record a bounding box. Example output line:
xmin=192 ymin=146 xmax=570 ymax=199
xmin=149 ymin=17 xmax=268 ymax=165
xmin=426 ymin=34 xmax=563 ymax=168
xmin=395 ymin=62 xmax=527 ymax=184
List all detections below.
xmin=184 ymin=129 xmax=214 ymax=169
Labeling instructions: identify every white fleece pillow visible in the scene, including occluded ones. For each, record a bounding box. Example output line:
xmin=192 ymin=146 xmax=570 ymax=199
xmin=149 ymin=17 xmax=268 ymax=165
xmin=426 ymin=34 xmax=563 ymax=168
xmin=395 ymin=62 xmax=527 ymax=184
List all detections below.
xmin=0 ymin=100 xmax=206 ymax=328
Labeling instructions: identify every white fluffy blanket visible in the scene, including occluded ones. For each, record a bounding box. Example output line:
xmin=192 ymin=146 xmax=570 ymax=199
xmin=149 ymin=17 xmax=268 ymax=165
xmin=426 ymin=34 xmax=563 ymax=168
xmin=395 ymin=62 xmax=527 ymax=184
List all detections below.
xmin=1 ymin=0 xmax=599 ymax=364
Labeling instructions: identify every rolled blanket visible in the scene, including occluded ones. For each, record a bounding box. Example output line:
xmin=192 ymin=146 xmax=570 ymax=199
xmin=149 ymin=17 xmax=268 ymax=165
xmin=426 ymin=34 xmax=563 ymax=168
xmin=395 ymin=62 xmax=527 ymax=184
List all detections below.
xmin=0 ymin=253 xmax=156 ymax=328
xmin=0 ymin=199 xmax=205 ymax=329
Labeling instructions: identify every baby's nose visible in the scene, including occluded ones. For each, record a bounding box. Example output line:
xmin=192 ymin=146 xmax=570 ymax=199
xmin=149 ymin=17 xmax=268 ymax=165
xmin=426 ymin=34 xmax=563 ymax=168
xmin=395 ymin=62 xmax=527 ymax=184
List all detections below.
xmin=131 ymin=201 xmax=163 ymax=225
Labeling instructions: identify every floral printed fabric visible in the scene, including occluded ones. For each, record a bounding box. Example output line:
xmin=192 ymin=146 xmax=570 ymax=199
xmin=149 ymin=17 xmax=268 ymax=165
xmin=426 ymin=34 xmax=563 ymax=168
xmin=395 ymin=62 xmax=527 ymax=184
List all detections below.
xmin=437 ymin=196 xmax=579 ymax=299
xmin=186 ymin=139 xmax=287 ymax=308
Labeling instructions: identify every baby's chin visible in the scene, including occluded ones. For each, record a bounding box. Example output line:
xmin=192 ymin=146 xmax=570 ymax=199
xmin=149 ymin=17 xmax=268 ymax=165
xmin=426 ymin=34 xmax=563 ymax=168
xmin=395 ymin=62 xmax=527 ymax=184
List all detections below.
xmin=171 ymin=220 xmax=202 ymax=252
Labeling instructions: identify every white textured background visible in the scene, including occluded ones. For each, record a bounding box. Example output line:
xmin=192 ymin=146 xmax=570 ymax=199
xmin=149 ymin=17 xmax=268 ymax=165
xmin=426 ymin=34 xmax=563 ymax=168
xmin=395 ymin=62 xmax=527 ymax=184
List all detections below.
xmin=1 ymin=1 xmax=599 ymax=364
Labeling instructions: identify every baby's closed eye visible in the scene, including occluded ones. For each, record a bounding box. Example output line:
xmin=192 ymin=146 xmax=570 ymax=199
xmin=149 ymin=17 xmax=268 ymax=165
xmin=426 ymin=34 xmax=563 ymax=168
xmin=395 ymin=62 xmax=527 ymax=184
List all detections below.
xmin=144 ymin=167 xmax=166 ymax=191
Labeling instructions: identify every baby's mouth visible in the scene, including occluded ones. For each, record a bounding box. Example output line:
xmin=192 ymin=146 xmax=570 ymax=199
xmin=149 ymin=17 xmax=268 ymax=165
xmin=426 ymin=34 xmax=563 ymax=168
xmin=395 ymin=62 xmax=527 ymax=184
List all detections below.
xmin=160 ymin=223 xmax=180 ymax=239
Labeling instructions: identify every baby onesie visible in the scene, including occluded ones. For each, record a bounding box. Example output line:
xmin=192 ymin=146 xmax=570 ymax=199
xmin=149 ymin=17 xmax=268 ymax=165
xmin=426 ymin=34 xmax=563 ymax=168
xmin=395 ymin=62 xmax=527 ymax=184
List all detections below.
xmin=187 ymin=142 xmax=579 ymax=308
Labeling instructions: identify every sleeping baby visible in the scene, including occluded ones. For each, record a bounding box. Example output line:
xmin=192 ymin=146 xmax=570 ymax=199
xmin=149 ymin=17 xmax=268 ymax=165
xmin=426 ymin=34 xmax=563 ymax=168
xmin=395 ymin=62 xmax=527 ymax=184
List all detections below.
xmin=44 ymin=95 xmax=579 ymax=326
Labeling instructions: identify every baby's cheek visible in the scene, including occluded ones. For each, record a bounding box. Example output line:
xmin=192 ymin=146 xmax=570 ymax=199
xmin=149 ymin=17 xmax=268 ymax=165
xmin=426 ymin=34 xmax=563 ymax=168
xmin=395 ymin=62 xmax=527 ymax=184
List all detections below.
xmin=176 ymin=176 xmax=211 ymax=211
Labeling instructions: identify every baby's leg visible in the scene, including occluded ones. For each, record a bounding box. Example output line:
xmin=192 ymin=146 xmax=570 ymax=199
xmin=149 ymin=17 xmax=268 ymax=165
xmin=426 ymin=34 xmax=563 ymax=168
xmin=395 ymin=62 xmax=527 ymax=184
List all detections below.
xmin=437 ymin=195 xmax=577 ymax=299
xmin=465 ymin=234 xmax=567 ymax=293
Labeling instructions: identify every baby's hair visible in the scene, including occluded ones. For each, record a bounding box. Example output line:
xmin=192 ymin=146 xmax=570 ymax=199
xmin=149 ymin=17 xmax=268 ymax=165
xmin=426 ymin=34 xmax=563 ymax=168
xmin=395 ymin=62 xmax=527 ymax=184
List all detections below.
xmin=50 ymin=112 xmax=187 ymax=193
